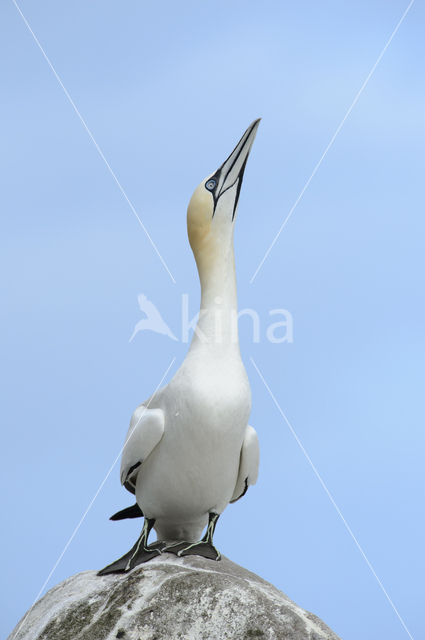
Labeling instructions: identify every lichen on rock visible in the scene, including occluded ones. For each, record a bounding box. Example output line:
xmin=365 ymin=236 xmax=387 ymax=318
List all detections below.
xmin=8 ymin=555 xmax=340 ymax=640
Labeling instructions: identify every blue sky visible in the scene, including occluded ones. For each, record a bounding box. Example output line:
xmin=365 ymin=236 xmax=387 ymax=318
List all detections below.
xmin=1 ymin=1 xmax=424 ymax=638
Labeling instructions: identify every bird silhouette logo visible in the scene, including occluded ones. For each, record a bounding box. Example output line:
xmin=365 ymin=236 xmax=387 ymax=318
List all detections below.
xmin=129 ymin=294 xmax=178 ymax=342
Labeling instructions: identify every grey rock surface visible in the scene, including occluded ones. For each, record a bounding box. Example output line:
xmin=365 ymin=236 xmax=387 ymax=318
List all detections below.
xmin=8 ymin=555 xmax=340 ymax=640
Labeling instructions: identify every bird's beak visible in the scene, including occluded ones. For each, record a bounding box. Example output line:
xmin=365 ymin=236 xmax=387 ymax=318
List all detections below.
xmin=213 ymin=118 xmax=261 ymax=219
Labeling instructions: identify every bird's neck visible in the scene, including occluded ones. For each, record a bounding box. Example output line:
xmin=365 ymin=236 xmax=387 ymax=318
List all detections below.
xmin=190 ymin=241 xmax=240 ymax=352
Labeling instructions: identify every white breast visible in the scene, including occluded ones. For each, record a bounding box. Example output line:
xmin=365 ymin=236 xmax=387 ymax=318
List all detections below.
xmin=135 ymin=351 xmax=251 ymax=533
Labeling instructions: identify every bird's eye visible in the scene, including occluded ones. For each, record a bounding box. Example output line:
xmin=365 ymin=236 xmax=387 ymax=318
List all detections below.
xmin=205 ymin=179 xmax=216 ymax=191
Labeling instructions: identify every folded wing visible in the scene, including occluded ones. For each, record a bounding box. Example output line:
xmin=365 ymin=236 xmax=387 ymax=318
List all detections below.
xmin=121 ymin=406 xmax=165 ymax=494
xmin=231 ymin=425 xmax=260 ymax=503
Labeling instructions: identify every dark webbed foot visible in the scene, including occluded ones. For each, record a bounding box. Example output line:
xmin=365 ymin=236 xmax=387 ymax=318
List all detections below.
xmin=162 ymin=513 xmax=221 ymax=562
xmin=98 ymin=517 xmax=163 ymax=576
xmin=147 ymin=540 xmax=168 ymax=552
xmin=165 ymin=540 xmax=220 ymax=560
xmin=98 ymin=543 xmax=160 ymax=575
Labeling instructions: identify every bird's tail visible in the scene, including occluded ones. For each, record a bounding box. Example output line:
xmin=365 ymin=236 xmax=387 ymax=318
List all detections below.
xmin=110 ymin=503 xmax=143 ymax=521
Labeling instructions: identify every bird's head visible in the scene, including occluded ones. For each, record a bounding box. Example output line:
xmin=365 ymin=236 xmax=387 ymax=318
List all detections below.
xmin=187 ymin=119 xmax=260 ymax=262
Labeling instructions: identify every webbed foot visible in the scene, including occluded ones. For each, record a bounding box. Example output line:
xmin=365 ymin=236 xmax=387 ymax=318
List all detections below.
xmin=165 ymin=540 xmax=221 ymax=560
xmin=98 ymin=517 xmax=163 ymax=576
xmin=162 ymin=512 xmax=221 ymax=561
xmin=98 ymin=544 xmax=160 ymax=575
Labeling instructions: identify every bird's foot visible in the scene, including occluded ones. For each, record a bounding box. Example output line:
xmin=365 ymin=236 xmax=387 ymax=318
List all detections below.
xmin=147 ymin=540 xmax=168 ymax=552
xmin=98 ymin=540 xmax=166 ymax=576
xmin=163 ymin=540 xmax=221 ymax=561
xmin=161 ymin=541 xmax=188 ymax=555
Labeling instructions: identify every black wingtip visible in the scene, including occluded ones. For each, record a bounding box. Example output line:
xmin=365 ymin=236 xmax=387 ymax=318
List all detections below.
xmin=230 ymin=478 xmax=249 ymax=504
xmin=110 ymin=503 xmax=143 ymax=521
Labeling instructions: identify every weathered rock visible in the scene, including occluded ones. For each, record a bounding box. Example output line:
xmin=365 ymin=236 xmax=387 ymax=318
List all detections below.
xmin=8 ymin=555 xmax=340 ymax=640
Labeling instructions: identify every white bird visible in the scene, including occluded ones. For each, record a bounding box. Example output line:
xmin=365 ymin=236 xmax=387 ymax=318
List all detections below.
xmin=99 ymin=120 xmax=261 ymax=575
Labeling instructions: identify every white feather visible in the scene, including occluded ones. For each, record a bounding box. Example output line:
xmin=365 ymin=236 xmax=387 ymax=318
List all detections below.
xmin=231 ymin=425 xmax=260 ymax=502
xmin=120 ymin=407 xmax=164 ymax=487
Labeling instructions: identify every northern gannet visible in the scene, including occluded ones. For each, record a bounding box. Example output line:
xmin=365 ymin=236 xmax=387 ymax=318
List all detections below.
xmin=99 ymin=119 xmax=261 ymax=575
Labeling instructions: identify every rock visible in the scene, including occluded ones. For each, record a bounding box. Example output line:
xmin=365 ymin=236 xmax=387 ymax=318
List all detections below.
xmin=8 ymin=555 xmax=340 ymax=640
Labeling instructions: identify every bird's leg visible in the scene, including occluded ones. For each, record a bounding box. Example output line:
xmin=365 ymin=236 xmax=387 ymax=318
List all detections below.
xmin=163 ymin=513 xmax=221 ymax=561
xmin=98 ymin=517 xmax=165 ymax=576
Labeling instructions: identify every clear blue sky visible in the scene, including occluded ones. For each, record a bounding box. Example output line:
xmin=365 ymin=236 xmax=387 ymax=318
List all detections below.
xmin=1 ymin=1 xmax=424 ymax=639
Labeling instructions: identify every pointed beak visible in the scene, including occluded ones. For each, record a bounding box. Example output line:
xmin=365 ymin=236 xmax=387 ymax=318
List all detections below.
xmin=213 ymin=118 xmax=260 ymax=219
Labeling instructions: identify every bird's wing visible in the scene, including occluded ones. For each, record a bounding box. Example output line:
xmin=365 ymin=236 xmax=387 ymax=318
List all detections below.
xmin=120 ymin=406 xmax=165 ymax=494
xmin=230 ymin=425 xmax=260 ymax=503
